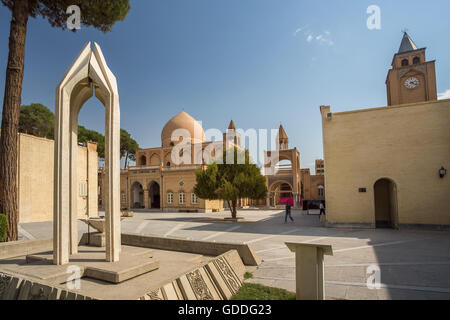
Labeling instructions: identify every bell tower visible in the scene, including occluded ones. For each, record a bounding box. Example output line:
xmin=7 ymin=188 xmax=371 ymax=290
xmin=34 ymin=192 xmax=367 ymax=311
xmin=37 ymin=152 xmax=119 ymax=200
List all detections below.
xmin=386 ymin=32 xmax=437 ymax=106
xmin=277 ymin=125 xmax=289 ymax=150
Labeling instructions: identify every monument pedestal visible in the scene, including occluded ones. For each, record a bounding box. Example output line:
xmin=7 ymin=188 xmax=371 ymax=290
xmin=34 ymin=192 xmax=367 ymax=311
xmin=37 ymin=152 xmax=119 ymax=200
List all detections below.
xmin=25 ymin=245 xmax=159 ymax=284
xmin=285 ymin=242 xmax=333 ymax=300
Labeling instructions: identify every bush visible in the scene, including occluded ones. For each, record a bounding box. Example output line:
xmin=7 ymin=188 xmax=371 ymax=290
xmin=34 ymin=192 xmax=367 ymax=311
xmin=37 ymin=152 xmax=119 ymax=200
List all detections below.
xmin=0 ymin=214 xmax=7 ymax=242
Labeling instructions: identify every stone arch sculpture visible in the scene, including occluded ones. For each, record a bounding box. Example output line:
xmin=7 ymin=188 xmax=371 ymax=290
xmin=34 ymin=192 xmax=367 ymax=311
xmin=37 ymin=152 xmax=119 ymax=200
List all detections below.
xmin=54 ymin=42 xmax=121 ymax=265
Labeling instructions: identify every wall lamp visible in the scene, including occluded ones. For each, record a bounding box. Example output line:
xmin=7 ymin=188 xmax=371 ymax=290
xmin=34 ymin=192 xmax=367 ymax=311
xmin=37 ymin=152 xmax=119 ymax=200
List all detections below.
xmin=439 ymin=167 xmax=447 ymax=178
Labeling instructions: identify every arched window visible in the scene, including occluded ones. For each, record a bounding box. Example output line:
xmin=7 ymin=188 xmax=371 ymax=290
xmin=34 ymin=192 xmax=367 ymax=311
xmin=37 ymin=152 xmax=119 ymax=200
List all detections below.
xmin=166 ymin=162 xmax=171 ymax=167
xmin=140 ymin=155 xmax=147 ymax=166
xmin=401 ymin=59 xmax=409 ymax=67
xmin=179 ymin=191 xmax=186 ymax=204
xmin=318 ymin=185 xmax=324 ymax=197
xmin=191 ymin=193 xmax=198 ymax=204
xmin=413 ymin=56 xmax=420 ymax=64
xmin=167 ymin=192 xmax=174 ymax=204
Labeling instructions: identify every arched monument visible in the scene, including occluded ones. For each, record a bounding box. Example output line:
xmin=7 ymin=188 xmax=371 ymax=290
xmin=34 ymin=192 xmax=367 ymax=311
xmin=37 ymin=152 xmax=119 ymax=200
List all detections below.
xmin=53 ymin=42 xmax=121 ymax=265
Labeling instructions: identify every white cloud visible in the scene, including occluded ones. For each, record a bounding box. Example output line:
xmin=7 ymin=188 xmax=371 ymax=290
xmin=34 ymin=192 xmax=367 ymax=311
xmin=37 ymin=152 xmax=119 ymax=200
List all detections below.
xmin=294 ymin=27 xmax=334 ymax=46
xmin=293 ymin=26 xmax=307 ymax=37
xmin=438 ymin=90 xmax=450 ymax=100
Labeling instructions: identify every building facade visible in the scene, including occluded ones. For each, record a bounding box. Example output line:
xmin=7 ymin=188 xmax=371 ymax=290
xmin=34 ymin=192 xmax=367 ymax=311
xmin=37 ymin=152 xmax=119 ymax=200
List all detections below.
xmin=315 ymin=160 xmax=325 ymax=175
xmin=100 ymin=114 xmax=326 ymax=212
xmin=321 ymin=33 xmax=449 ymax=229
xmin=101 ymin=111 xmax=247 ymax=213
xmin=300 ymin=168 xmax=325 ymax=209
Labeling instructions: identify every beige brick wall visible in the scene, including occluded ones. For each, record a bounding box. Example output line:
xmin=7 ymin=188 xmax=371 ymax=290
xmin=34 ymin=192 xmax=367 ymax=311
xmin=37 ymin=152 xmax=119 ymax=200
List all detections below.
xmin=18 ymin=134 xmax=98 ymax=223
xmin=321 ymin=99 xmax=450 ymax=227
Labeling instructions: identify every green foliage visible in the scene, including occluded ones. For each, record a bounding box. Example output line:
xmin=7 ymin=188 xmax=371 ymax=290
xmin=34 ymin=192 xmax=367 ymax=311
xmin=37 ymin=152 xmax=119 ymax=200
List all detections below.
xmin=120 ymin=129 xmax=139 ymax=168
xmin=0 ymin=214 xmax=8 ymax=243
xmin=194 ymin=148 xmax=267 ymax=217
xmin=17 ymin=103 xmax=139 ymax=162
xmin=19 ymin=104 xmax=55 ymax=139
xmin=244 ymin=272 xmax=253 ymax=280
xmin=78 ymin=125 xmax=105 ymax=159
xmin=193 ymin=162 xmax=220 ymax=200
xmin=231 ymin=283 xmax=296 ymax=300
xmin=2 ymin=0 xmax=130 ymax=33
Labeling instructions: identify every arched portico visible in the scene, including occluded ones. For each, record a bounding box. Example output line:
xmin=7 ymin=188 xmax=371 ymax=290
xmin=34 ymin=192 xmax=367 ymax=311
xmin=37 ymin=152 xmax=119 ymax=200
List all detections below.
xmin=268 ymin=181 xmax=294 ymax=207
xmin=54 ymin=42 xmax=121 ymax=265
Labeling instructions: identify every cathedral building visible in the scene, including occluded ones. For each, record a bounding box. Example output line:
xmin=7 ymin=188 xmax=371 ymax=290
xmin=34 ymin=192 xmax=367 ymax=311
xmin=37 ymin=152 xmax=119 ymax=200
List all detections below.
xmin=321 ymin=33 xmax=449 ymax=229
xmin=100 ymin=111 xmax=244 ymax=213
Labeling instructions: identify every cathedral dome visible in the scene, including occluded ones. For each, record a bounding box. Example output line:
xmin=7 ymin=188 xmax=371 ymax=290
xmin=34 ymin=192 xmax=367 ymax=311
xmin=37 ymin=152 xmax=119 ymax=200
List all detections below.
xmin=161 ymin=111 xmax=205 ymax=147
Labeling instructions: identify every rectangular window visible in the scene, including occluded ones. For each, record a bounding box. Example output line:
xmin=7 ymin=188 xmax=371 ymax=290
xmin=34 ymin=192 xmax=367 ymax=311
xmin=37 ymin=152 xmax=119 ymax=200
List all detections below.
xmin=121 ymin=192 xmax=126 ymax=203
xmin=179 ymin=192 xmax=185 ymax=204
xmin=191 ymin=193 xmax=198 ymax=204
xmin=167 ymin=193 xmax=174 ymax=204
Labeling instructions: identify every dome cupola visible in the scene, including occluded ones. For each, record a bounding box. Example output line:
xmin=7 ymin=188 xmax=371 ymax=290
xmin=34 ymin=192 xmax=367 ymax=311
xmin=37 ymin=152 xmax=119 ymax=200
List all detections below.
xmin=161 ymin=111 xmax=205 ymax=147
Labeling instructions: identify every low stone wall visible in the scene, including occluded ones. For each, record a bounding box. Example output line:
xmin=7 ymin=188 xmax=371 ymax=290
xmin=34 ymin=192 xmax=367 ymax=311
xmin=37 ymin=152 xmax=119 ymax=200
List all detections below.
xmin=121 ymin=233 xmax=261 ymax=266
xmin=0 ymin=272 xmax=94 ymax=300
xmin=139 ymin=250 xmax=245 ymax=300
xmin=0 ymin=238 xmax=53 ymax=259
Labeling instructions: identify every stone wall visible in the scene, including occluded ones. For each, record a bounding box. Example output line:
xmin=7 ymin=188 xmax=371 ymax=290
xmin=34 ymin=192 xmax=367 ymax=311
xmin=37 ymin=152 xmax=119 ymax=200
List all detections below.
xmin=17 ymin=134 xmax=98 ymax=223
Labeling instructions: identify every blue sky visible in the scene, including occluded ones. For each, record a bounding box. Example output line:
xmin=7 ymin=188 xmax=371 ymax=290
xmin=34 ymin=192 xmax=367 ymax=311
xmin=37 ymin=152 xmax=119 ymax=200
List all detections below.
xmin=0 ymin=0 xmax=449 ymax=172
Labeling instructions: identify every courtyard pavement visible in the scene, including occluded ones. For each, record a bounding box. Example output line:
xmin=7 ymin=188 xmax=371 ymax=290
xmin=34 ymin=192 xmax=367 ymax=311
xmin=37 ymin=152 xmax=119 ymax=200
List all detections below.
xmin=17 ymin=209 xmax=450 ymax=300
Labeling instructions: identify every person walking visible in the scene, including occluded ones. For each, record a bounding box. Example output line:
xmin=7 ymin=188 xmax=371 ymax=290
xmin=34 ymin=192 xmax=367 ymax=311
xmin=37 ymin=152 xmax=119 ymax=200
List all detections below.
xmin=285 ymin=202 xmax=294 ymax=223
xmin=319 ymin=202 xmax=325 ymax=220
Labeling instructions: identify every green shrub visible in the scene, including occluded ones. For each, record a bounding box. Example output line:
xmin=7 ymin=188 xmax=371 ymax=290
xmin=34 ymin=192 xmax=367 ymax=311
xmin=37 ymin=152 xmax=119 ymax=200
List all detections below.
xmin=0 ymin=214 xmax=8 ymax=242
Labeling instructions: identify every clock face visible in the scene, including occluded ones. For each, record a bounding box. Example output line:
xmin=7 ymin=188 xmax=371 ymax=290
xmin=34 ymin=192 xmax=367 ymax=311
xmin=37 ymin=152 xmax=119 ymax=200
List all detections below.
xmin=405 ymin=77 xmax=420 ymax=89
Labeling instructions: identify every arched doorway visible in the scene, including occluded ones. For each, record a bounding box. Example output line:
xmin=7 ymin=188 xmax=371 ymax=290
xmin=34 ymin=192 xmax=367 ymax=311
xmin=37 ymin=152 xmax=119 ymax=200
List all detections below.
xmin=269 ymin=181 xmax=293 ymax=207
xmin=374 ymin=178 xmax=398 ymax=229
xmin=149 ymin=181 xmax=161 ymax=209
xmin=131 ymin=182 xmax=144 ymax=208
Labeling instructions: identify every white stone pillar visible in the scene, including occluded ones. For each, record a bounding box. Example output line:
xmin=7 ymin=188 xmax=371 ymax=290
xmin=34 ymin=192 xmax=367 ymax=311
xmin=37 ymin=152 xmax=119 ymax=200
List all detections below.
xmin=53 ymin=87 xmax=71 ymax=265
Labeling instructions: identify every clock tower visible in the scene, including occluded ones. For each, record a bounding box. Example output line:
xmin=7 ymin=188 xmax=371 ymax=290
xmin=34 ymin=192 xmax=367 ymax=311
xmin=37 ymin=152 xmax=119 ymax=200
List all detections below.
xmin=386 ymin=32 xmax=437 ymax=106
